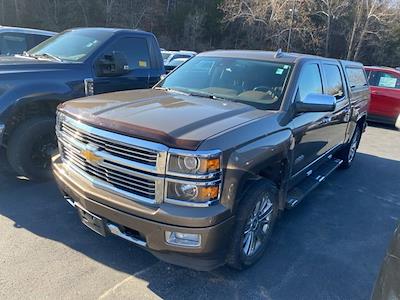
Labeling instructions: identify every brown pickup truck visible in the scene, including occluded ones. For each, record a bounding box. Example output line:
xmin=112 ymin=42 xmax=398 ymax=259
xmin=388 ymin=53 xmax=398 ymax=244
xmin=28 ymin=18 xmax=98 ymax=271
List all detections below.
xmin=52 ymin=50 xmax=370 ymax=270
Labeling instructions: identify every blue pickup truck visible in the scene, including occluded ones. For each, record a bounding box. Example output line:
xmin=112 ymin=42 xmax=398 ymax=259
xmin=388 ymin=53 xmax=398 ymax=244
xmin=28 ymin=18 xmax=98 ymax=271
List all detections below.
xmin=0 ymin=27 xmax=165 ymax=180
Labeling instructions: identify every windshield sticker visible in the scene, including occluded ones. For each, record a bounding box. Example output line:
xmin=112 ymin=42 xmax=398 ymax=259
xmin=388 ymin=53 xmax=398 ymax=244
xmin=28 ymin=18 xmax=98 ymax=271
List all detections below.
xmin=378 ymin=77 xmax=397 ymax=88
xmin=139 ymin=60 xmax=148 ymax=68
xmin=283 ymin=65 xmax=290 ymax=69
xmin=275 ymin=68 xmax=284 ymax=75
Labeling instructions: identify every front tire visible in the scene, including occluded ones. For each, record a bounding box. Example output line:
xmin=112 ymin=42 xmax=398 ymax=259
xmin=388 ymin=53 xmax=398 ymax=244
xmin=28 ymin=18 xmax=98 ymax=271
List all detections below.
xmin=226 ymin=180 xmax=279 ymax=270
xmin=7 ymin=116 xmax=57 ymax=181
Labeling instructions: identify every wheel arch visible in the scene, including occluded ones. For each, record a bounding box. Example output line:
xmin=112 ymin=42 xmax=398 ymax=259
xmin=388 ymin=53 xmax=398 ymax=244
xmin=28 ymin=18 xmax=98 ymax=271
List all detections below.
xmin=2 ymin=98 xmax=62 ymax=147
xmin=222 ymin=129 xmax=293 ymax=212
xmin=1 ymin=81 xmax=74 ymax=147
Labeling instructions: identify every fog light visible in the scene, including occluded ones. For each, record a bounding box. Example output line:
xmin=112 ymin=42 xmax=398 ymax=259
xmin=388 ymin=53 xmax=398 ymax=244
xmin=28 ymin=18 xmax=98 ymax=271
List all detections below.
xmin=165 ymin=231 xmax=201 ymax=247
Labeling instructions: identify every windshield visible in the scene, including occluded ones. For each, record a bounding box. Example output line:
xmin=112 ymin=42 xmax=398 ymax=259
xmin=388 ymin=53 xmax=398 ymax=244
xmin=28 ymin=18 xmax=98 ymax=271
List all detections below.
xmin=27 ymin=30 xmax=113 ymax=62
xmin=158 ymin=56 xmax=292 ymax=110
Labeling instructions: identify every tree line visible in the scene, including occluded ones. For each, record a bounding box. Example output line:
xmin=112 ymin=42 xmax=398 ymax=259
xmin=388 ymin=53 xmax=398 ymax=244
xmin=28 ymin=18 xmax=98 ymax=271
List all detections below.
xmin=1 ymin=0 xmax=399 ymax=67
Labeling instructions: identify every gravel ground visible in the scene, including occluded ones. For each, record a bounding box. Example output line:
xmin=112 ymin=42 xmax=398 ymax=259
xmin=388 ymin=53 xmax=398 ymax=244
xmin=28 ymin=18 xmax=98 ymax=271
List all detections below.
xmin=0 ymin=124 xmax=399 ymax=300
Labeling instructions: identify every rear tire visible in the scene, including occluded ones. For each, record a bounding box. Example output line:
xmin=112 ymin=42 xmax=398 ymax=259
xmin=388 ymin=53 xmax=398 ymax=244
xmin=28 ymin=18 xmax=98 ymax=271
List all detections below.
xmin=7 ymin=116 xmax=57 ymax=181
xmin=337 ymin=126 xmax=362 ymax=169
xmin=226 ymin=180 xmax=279 ymax=270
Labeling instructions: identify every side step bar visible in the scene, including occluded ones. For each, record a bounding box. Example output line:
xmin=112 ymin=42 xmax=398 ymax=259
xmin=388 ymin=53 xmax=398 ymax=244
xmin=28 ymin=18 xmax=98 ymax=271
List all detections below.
xmin=287 ymin=158 xmax=343 ymax=208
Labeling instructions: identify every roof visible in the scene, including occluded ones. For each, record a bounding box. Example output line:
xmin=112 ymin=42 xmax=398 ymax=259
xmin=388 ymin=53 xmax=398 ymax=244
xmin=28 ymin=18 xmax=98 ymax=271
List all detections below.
xmin=365 ymin=66 xmax=400 ymax=73
xmin=66 ymin=27 xmax=154 ymax=37
xmin=199 ymin=50 xmax=363 ymax=67
xmin=0 ymin=26 xmax=56 ymax=36
xmin=161 ymin=50 xmax=197 ymax=56
xmin=199 ymin=50 xmax=322 ymax=63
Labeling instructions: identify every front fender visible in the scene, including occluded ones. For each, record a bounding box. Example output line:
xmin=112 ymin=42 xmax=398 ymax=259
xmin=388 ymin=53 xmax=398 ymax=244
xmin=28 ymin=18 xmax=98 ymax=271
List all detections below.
xmin=0 ymin=80 xmax=82 ymax=124
xmin=221 ymin=129 xmax=293 ymax=212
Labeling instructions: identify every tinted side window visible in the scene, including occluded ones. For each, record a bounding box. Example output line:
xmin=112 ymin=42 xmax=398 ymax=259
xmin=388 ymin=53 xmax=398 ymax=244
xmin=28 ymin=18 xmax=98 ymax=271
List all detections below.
xmin=0 ymin=33 xmax=28 ymax=55
xmin=298 ymin=64 xmax=323 ymax=102
xmin=171 ymin=54 xmax=191 ymax=60
xmin=105 ymin=37 xmax=150 ymax=69
xmin=27 ymin=34 xmax=51 ymax=49
xmin=368 ymin=71 xmax=400 ymax=89
xmin=323 ymin=64 xmax=345 ymax=100
xmin=346 ymin=67 xmax=367 ymax=89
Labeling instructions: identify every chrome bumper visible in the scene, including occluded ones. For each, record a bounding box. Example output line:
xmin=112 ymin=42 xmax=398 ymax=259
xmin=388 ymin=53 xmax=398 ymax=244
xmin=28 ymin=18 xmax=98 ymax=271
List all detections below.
xmin=63 ymin=195 xmax=147 ymax=247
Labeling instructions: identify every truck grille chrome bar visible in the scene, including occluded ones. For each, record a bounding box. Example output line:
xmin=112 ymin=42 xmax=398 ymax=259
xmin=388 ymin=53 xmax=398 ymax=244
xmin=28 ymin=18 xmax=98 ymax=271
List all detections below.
xmin=57 ymin=114 xmax=168 ymax=205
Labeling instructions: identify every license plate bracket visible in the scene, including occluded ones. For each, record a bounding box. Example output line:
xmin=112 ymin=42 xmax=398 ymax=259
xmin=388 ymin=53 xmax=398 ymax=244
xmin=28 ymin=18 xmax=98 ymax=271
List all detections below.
xmin=77 ymin=205 xmax=107 ymax=237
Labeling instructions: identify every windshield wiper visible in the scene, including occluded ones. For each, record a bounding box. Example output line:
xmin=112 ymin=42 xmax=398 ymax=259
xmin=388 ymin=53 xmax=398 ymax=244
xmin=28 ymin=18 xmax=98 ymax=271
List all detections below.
xmin=153 ymin=86 xmax=190 ymax=95
xmin=16 ymin=51 xmax=37 ymax=59
xmin=188 ymin=91 xmax=231 ymax=102
xmin=39 ymin=53 xmax=62 ymax=62
xmin=32 ymin=53 xmax=62 ymax=62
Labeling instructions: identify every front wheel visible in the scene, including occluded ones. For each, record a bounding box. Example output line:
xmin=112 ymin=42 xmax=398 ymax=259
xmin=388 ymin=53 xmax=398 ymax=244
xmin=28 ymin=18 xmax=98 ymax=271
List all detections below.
xmin=226 ymin=180 xmax=279 ymax=270
xmin=7 ymin=116 xmax=57 ymax=181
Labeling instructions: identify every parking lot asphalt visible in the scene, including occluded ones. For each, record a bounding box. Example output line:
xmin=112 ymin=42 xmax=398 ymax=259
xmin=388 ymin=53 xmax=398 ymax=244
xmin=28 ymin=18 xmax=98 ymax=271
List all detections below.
xmin=1 ymin=124 xmax=399 ymax=300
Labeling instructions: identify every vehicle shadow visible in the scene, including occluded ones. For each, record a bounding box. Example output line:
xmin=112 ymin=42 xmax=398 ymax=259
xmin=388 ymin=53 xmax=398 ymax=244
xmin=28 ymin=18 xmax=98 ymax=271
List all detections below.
xmin=368 ymin=121 xmax=399 ymax=131
xmin=0 ymin=152 xmax=399 ymax=300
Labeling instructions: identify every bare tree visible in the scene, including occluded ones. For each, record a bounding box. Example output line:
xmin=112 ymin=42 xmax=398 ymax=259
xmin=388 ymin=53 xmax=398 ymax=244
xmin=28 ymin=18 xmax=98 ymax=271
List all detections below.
xmin=104 ymin=0 xmax=115 ymax=26
xmin=346 ymin=0 xmax=364 ymax=60
xmin=183 ymin=9 xmax=206 ymax=50
xmin=315 ymin=0 xmax=349 ymax=56
xmin=353 ymin=0 xmax=393 ymax=60
xmin=76 ymin=0 xmax=89 ymax=26
xmin=14 ymin=0 xmax=20 ymax=25
xmin=220 ymin=0 xmax=320 ymax=51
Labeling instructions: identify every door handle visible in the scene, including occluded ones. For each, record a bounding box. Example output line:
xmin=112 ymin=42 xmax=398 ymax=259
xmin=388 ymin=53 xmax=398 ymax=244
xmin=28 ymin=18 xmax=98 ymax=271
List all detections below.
xmin=321 ymin=116 xmax=331 ymax=124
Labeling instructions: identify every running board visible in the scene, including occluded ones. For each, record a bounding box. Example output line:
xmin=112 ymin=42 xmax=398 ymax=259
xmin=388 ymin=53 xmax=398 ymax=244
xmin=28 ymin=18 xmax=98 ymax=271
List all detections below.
xmin=286 ymin=158 xmax=343 ymax=208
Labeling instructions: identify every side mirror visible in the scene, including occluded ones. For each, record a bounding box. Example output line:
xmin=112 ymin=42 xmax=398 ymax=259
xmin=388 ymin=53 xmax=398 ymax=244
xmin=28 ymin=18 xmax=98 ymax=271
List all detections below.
xmin=296 ymin=93 xmax=336 ymax=113
xmin=95 ymin=51 xmax=130 ymax=77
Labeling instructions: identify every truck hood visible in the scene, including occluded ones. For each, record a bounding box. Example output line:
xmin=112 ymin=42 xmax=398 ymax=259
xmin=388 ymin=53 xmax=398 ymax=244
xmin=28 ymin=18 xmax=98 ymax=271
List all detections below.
xmin=0 ymin=55 xmax=70 ymax=73
xmin=59 ymin=89 xmax=272 ymax=150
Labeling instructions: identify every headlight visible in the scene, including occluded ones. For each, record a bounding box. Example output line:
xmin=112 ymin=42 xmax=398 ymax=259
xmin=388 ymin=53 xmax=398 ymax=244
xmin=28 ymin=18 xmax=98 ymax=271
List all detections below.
xmin=167 ymin=150 xmax=221 ymax=177
xmin=165 ymin=149 xmax=222 ymax=206
xmin=166 ymin=180 xmax=221 ymax=205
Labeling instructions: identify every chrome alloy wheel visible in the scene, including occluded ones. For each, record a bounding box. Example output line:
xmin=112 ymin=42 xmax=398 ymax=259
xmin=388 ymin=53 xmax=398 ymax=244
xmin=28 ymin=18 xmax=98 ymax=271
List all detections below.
xmin=348 ymin=129 xmax=360 ymax=163
xmin=242 ymin=195 xmax=274 ymax=257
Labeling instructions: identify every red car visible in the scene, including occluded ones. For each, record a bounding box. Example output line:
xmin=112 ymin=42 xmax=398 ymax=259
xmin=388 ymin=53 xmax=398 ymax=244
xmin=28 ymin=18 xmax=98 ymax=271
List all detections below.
xmin=365 ymin=66 xmax=400 ymax=129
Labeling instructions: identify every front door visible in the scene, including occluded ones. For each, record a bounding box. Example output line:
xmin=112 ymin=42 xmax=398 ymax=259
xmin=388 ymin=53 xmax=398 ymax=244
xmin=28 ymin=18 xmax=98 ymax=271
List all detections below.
xmin=92 ymin=36 xmax=152 ymax=94
xmin=367 ymin=70 xmax=400 ymax=122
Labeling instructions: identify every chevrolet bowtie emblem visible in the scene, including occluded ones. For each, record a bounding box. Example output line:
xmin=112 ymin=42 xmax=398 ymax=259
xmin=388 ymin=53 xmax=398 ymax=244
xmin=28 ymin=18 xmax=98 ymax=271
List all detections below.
xmin=81 ymin=149 xmax=103 ymax=164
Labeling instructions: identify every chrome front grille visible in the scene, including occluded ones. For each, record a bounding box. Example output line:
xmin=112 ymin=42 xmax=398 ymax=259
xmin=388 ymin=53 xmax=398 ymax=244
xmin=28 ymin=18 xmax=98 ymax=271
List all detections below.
xmin=57 ymin=114 xmax=168 ymax=205
xmin=61 ymin=121 xmax=158 ymax=166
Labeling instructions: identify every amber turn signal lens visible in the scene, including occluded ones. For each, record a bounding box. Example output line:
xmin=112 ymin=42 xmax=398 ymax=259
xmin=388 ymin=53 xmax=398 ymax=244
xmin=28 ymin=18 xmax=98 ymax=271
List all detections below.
xmin=198 ymin=186 xmax=219 ymax=200
xmin=199 ymin=157 xmax=220 ymax=173
xmin=207 ymin=158 xmax=220 ymax=172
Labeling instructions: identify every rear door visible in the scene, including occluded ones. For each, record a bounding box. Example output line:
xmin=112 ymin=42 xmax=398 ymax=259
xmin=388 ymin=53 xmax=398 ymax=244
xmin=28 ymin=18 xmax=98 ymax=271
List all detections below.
xmin=92 ymin=36 xmax=152 ymax=94
xmin=320 ymin=63 xmax=351 ymax=148
xmin=367 ymin=69 xmax=400 ymax=122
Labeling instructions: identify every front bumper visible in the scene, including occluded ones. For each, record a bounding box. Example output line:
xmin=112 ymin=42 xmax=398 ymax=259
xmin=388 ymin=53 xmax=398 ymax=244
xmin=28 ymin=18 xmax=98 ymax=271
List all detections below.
xmin=52 ymin=155 xmax=234 ymax=271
